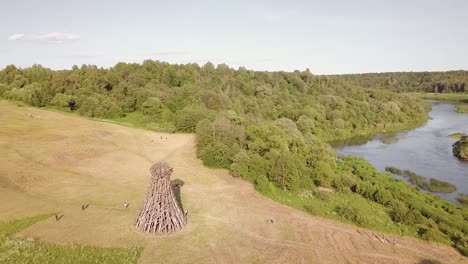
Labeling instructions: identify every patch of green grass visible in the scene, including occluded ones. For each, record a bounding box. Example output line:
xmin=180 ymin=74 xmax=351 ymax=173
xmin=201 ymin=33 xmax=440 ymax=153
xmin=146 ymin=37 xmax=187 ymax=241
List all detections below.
xmin=457 ymin=194 xmax=468 ymax=206
xmin=385 ymin=168 xmax=457 ymax=194
xmin=449 ymin=133 xmax=466 ymax=139
xmin=427 ymin=178 xmax=457 ymax=193
xmin=385 ymin=166 xmax=402 ymax=175
xmin=0 ymin=213 xmax=55 ymax=237
xmin=456 ymin=105 xmax=468 ymax=114
xmin=264 ymin=189 xmax=418 ymax=237
xmin=0 ymin=238 xmax=142 ymax=264
xmin=0 ymin=214 xmax=143 ymax=264
xmin=453 ymin=136 xmax=468 ymax=161
xmin=401 ymin=170 xmax=457 ymax=193
xmin=41 ymin=104 xmax=176 ymax=133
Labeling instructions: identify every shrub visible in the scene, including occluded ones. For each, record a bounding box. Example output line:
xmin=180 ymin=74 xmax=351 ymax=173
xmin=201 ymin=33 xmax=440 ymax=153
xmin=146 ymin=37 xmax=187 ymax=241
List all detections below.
xmin=336 ymin=204 xmax=368 ymax=226
xmin=141 ymin=97 xmax=163 ymax=116
xmin=373 ymin=188 xmax=393 ymax=205
xmin=0 ymin=83 xmax=11 ymax=97
xmin=388 ymin=200 xmax=409 ymax=223
xmin=427 ymin=178 xmax=456 ymax=193
xmin=50 ymin=93 xmax=73 ymax=108
xmin=78 ymin=96 xmax=123 ymax=119
xmin=420 ymin=228 xmax=450 ymax=244
xmin=385 ymin=166 xmax=402 ymax=175
xmin=332 ymin=174 xmax=356 ymax=192
xmin=253 ymin=175 xmax=277 ymax=195
xmin=199 ymin=143 xmax=233 ymax=169
xmin=23 ymin=83 xmax=48 ymax=106
xmin=315 ymin=191 xmax=331 ymax=201
xmin=175 ymin=105 xmax=211 ymax=132
xmin=355 ymin=180 xmax=376 ymax=199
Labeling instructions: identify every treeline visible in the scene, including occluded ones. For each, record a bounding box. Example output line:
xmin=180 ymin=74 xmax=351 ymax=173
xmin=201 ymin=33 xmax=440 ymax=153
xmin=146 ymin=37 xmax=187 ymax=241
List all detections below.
xmin=0 ymin=62 xmax=427 ymax=188
xmin=0 ymin=62 xmax=466 ymax=255
xmin=329 ymin=71 xmax=468 ymax=93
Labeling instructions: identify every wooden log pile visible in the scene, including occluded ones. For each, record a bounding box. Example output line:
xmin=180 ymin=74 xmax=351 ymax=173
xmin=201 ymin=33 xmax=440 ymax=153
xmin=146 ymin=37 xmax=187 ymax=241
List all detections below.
xmin=135 ymin=162 xmax=187 ymax=234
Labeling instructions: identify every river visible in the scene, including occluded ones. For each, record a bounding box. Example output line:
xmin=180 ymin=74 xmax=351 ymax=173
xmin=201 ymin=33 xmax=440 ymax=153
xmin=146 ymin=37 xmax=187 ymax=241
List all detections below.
xmin=332 ymin=101 xmax=468 ymax=202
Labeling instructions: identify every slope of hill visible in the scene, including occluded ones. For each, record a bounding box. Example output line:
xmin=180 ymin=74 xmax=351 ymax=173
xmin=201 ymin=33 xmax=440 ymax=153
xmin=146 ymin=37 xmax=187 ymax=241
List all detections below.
xmin=0 ymin=101 xmax=465 ymax=263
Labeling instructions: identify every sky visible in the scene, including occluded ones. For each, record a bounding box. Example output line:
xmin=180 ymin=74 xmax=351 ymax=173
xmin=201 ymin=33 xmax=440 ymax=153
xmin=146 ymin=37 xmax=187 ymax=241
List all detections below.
xmin=1 ymin=0 xmax=467 ymax=74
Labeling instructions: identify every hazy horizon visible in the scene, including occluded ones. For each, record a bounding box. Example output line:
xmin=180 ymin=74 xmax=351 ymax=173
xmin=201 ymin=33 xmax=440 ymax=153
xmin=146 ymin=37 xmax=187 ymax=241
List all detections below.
xmin=1 ymin=0 xmax=468 ymax=74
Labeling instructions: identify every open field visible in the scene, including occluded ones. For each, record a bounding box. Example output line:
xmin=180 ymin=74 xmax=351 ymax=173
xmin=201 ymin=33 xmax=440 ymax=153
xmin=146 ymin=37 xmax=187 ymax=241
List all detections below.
xmin=0 ymin=100 xmax=466 ymax=263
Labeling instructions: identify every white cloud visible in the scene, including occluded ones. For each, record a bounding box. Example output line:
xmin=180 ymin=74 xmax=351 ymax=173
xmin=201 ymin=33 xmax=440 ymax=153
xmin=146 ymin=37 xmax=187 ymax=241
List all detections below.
xmin=8 ymin=33 xmax=25 ymax=40
xmin=7 ymin=32 xmax=80 ymax=43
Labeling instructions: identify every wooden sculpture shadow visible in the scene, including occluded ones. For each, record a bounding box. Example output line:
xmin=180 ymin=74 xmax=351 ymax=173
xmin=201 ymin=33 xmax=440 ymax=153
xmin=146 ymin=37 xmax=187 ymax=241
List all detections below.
xmin=171 ymin=179 xmax=185 ymax=211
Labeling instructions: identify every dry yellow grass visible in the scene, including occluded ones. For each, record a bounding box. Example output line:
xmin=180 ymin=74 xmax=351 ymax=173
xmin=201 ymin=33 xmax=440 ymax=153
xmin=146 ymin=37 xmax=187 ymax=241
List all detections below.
xmin=0 ymin=100 xmax=466 ymax=264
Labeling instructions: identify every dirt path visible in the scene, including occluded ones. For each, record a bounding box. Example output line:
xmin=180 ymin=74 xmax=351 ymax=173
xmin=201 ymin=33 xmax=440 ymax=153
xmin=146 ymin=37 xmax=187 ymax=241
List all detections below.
xmin=0 ymin=101 xmax=466 ymax=264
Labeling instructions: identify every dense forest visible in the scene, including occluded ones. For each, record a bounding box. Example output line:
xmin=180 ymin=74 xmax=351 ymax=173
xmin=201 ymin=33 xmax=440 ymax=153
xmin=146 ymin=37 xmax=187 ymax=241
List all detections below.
xmin=330 ymin=71 xmax=468 ymax=93
xmin=0 ymin=62 xmax=466 ymax=255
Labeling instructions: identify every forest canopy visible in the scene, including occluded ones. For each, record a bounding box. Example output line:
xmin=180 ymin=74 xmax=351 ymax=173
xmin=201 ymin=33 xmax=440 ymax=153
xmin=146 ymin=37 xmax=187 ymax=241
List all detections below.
xmin=328 ymin=71 xmax=468 ymax=93
xmin=0 ymin=62 xmax=427 ymax=187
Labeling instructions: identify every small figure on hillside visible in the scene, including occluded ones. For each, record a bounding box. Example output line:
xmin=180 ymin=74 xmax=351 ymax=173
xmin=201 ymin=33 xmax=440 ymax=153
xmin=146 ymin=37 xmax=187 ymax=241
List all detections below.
xmin=160 ymin=136 xmax=162 ymax=140
xmin=392 ymin=239 xmax=396 ymax=246
xmin=184 ymin=209 xmax=188 ymax=216
xmin=266 ymin=219 xmax=274 ymax=224
xmin=124 ymin=202 xmax=129 ymax=208
xmin=81 ymin=204 xmax=89 ymax=210
xmin=55 ymin=214 xmax=64 ymax=221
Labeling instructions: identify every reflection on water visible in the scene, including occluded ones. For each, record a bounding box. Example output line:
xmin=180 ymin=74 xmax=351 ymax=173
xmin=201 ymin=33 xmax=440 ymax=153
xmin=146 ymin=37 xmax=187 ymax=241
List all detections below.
xmin=333 ymin=101 xmax=468 ymax=203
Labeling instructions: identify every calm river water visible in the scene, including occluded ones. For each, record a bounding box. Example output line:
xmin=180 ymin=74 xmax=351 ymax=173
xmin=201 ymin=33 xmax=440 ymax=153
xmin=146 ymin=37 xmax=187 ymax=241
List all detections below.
xmin=333 ymin=101 xmax=468 ymax=202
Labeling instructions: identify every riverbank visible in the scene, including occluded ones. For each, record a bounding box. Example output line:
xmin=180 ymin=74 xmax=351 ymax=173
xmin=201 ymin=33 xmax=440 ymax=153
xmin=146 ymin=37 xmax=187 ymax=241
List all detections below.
xmin=327 ymin=102 xmax=431 ymax=145
xmin=412 ymin=92 xmax=468 ymax=102
xmin=333 ymin=101 xmax=468 ymax=204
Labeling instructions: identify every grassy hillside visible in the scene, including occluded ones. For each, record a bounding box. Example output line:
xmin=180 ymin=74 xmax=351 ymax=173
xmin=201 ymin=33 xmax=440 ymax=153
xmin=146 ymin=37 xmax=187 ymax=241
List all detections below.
xmin=0 ymin=214 xmax=141 ymax=264
xmin=1 ymin=63 xmax=467 ymax=256
xmin=0 ymin=101 xmax=465 ymax=263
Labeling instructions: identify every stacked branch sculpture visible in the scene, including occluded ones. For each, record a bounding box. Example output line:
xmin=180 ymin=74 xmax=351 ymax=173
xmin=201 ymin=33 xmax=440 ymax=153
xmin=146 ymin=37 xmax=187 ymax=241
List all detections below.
xmin=135 ymin=162 xmax=187 ymax=234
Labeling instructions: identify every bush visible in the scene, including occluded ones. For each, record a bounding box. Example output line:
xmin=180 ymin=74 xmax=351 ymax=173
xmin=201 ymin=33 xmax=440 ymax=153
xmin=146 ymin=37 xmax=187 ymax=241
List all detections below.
xmin=420 ymin=228 xmax=450 ymax=244
xmin=373 ymin=188 xmax=393 ymax=205
xmin=78 ymin=96 xmax=123 ymax=119
xmin=254 ymin=175 xmax=277 ymax=195
xmin=388 ymin=200 xmax=409 ymax=223
xmin=427 ymin=178 xmax=456 ymax=193
xmin=336 ymin=204 xmax=368 ymax=226
xmin=50 ymin=93 xmax=73 ymax=108
xmin=312 ymin=161 xmax=335 ymax=187
xmin=315 ymin=191 xmax=331 ymax=201
xmin=0 ymin=83 xmax=11 ymax=97
xmin=355 ymin=180 xmax=376 ymax=199
xmin=457 ymin=194 xmax=468 ymax=206
xmin=175 ymin=105 xmax=211 ymax=132
xmin=332 ymin=174 xmax=356 ymax=192
xmin=199 ymin=143 xmax=233 ymax=169
xmin=22 ymin=83 xmax=48 ymax=106
xmin=141 ymin=97 xmax=163 ymax=116
xmin=385 ymin=166 xmax=402 ymax=175
xmin=304 ymin=205 xmax=320 ymax=216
